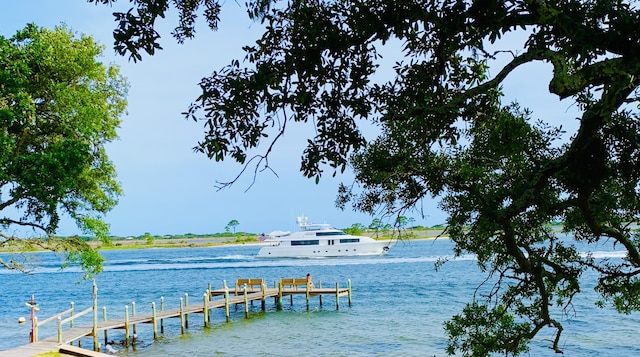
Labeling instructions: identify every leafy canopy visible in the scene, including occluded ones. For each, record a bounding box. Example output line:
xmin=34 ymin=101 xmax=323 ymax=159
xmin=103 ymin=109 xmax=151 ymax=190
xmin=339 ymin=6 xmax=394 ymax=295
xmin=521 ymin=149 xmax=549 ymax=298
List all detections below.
xmin=95 ymin=0 xmax=640 ymax=354
xmin=0 ymin=24 xmax=128 ymax=278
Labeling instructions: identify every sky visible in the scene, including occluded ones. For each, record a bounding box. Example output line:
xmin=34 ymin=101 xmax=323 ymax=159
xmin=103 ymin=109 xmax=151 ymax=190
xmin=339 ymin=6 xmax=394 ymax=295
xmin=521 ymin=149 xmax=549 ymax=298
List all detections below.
xmin=0 ymin=1 xmax=578 ymax=237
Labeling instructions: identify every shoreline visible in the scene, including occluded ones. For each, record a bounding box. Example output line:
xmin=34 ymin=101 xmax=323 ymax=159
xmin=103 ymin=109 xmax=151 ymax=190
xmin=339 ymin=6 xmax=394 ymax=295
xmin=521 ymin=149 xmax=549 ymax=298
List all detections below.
xmin=94 ymin=229 xmax=447 ymax=251
xmin=0 ymin=229 xmax=448 ymax=253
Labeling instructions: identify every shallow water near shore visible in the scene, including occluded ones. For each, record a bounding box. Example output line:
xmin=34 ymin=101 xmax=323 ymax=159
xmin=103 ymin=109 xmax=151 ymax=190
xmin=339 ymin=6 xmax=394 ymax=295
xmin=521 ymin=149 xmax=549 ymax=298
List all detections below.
xmin=0 ymin=239 xmax=638 ymax=356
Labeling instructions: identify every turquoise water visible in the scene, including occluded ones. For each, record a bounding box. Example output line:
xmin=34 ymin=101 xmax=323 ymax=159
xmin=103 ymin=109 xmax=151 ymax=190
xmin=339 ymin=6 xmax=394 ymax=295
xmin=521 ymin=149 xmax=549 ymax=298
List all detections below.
xmin=0 ymin=239 xmax=638 ymax=356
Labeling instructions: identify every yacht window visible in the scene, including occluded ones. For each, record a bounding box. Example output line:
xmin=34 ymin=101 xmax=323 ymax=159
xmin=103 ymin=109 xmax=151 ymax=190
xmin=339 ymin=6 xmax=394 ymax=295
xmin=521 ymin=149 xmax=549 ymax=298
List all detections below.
xmin=291 ymin=240 xmax=320 ymax=246
xmin=340 ymin=238 xmax=360 ymax=243
xmin=316 ymin=231 xmax=346 ymax=236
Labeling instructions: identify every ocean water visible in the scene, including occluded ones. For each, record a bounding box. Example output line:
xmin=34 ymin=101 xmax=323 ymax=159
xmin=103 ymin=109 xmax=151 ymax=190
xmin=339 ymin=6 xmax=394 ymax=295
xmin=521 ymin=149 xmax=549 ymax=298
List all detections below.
xmin=0 ymin=239 xmax=638 ymax=356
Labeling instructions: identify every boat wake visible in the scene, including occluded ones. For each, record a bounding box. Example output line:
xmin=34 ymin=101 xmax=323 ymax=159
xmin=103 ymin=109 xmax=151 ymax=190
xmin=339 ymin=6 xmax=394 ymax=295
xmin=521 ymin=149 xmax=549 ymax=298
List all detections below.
xmin=0 ymin=247 xmax=628 ymax=275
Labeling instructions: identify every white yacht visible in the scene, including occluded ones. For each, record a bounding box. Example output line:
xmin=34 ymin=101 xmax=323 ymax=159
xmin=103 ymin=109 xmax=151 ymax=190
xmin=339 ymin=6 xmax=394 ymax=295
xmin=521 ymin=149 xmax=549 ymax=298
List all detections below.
xmin=257 ymin=217 xmax=395 ymax=258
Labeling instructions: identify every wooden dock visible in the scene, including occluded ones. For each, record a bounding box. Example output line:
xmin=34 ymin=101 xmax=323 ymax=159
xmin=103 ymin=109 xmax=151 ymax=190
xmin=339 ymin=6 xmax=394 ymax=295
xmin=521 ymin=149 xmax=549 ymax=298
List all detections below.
xmin=0 ymin=278 xmax=351 ymax=357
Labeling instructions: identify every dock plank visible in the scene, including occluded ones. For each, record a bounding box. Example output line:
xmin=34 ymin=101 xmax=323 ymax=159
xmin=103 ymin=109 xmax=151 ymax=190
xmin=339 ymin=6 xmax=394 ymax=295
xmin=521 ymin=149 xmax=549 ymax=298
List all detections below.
xmin=58 ymin=344 xmax=112 ymax=357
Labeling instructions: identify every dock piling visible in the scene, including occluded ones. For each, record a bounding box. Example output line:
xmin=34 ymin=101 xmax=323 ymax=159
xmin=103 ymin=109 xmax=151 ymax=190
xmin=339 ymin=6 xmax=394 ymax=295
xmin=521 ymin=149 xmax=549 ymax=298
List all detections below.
xmin=28 ymin=295 xmax=38 ymax=343
xmin=277 ymin=282 xmax=283 ymax=310
xmin=102 ymin=306 xmax=108 ymax=346
xmin=160 ymin=296 xmax=165 ymax=333
xmin=33 ymin=316 xmax=38 ymax=343
xmin=305 ymin=282 xmax=310 ymax=310
xmin=223 ymin=280 xmax=230 ymax=322
xmin=131 ymin=301 xmax=137 ymax=343
xmin=124 ymin=305 xmax=130 ymax=347
xmin=151 ymin=302 xmax=157 ymax=339
xmin=70 ymin=302 xmax=75 ymax=328
xmin=184 ymin=293 xmax=189 ymax=328
xmin=243 ymin=286 xmax=249 ymax=319
xmin=179 ymin=297 xmax=185 ymax=335
xmin=56 ymin=316 xmax=62 ymax=344
xmin=203 ymin=292 xmax=209 ymax=327
xmin=207 ymin=282 xmax=213 ymax=314
xmin=273 ymin=281 xmax=278 ymax=305
xmin=92 ymin=280 xmax=98 ymax=351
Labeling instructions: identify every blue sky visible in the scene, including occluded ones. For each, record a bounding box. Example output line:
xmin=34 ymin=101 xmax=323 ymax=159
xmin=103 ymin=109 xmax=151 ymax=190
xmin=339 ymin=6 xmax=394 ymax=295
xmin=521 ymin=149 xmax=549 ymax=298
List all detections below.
xmin=1 ymin=2 xmax=577 ymax=236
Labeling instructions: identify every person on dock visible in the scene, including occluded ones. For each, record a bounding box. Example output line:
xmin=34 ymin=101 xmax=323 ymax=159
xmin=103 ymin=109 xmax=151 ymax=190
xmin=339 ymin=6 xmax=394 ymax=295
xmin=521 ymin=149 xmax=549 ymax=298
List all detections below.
xmin=306 ymin=273 xmax=315 ymax=289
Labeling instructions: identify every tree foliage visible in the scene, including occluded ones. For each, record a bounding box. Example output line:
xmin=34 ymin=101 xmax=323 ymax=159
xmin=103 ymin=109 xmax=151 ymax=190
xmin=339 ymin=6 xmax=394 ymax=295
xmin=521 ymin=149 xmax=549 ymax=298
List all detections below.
xmin=227 ymin=219 xmax=240 ymax=233
xmin=343 ymin=222 xmax=365 ymax=235
xmin=97 ymin=0 xmax=640 ymax=354
xmin=0 ymin=24 xmax=128 ymax=278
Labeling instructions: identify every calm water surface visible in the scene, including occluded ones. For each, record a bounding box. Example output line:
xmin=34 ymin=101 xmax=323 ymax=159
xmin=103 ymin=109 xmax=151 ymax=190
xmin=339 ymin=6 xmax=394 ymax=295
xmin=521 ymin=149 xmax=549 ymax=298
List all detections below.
xmin=0 ymin=239 xmax=638 ymax=356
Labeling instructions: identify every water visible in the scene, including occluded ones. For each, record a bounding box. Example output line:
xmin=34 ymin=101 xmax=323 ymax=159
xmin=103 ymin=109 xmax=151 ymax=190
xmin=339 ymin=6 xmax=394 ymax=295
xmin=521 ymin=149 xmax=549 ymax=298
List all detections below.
xmin=0 ymin=239 xmax=638 ymax=356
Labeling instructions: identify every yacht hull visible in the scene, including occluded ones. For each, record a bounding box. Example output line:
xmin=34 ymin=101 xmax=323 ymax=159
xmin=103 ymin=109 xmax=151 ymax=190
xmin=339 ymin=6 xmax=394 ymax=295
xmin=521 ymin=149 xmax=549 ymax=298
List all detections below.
xmin=257 ymin=240 xmax=395 ymax=258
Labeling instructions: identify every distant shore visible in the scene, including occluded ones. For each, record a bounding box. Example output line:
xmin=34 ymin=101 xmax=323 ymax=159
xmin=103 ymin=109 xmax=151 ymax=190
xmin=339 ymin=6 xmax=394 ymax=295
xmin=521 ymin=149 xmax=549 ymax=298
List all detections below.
xmin=0 ymin=229 xmax=447 ymax=254
xmin=90 ymin=229 xmax=448 ymax=251
xmin=89 ymin=225 xmax=570 ymax=251
xmin=4 ymin=225 xmax=571 ymax=253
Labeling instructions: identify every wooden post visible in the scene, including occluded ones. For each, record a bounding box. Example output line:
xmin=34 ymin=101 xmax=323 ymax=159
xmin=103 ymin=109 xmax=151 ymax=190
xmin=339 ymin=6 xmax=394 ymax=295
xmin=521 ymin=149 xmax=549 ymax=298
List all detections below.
xmin=131 ymin=301 xmax=137 ymax=344
xmin=92 ymin=279 xmax=98 ymax=351
xmin=103 ymin=306 xmax=108 ymax=346
xmin=347 ymin=279 xmax=352 ymax=307
xmin=160 ymin=297 xmax=164 ymax=333
xmin=57 ymin=316 xmax=62 ymax=344
xmin=318 ymin=281 xmax=323 ymax=306
xmin=273 ymin=281 xmax=278 ymax=305
xmin=243 ymin=286 xmax=249 ymax=319
xmin=33 ymin=316 xmax=38 ymax=343
xmin=184 ymin=293 xmax=189 ymax=328
xmin=151 ymin=302 xmax=157 ymax=339
xmin=124 ymin=305 xmax=130 ymax=347
xmin=277 ymin=281 xmax=283 ymax=310
xmin=224 ymin=281 xmax=230 ymax=322
xmin=29 ymin=295 xmax=38 ymax=343
xmin=179 ymin=297 xmax=185 ymax=335
xmin=69 ymin=301 xmax=75 ymax=328
xmin=203 ymin=292 xmax=209 ymax=327
xmin=335 ymin=282 xmax=340 ymax=310
xmin=261 ymin=282 xmax=266 ymax=310
xmin=206 ymin=284 xmax=211 ymax=323
xmin=305 ymin=280 xmax=310 ymax=311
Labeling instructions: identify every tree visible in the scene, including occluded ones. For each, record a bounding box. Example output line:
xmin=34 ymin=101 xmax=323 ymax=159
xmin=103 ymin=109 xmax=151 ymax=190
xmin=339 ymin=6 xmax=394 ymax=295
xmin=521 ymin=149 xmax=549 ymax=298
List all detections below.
xmin=227 ymin=219 xmax=240 ymax=234
xmin=96 ymin=0 xmax=640 ymax=354
xmin=343 ymin=222 xmax=364 ymax=235
xmin=0 ymin=24 xmax=128 ymax=278
xmin=368 ymin=218 xmax=384 ymax=237
xmin=142 ymin=232 xmax=154 ymax=245
xmin=395 ymin=216 xmax=415 ymax=230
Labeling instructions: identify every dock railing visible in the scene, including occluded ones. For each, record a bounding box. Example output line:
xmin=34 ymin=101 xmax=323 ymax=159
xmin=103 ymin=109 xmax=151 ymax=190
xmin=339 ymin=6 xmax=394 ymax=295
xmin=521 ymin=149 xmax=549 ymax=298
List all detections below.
xmin=17 ymin=277 xmax=351 ymax=354
xmin=32 ymin=302 xmax=75 ymax=342
xmin=56 ymin=306 xmax=93 ymax=343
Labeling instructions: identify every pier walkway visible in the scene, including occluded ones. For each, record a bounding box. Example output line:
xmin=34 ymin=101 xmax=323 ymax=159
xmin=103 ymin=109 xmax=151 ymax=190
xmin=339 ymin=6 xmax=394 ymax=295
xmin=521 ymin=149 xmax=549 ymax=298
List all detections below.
xmin=0 ymin=278 xmax=351 ymax=357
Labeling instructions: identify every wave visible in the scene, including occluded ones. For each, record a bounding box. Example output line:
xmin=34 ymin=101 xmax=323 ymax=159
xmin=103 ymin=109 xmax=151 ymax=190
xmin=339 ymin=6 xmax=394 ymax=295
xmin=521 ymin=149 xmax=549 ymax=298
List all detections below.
xmin=0 ymin=254 xmax=470 ymax=274
xmin=105 ymin=254 xmax=254 ymax=266
xmin=582 ymin=251 xmax=628 ymax=259
xmin=100 ymin=254 xmax=480 ymax=271
xmin=0 ymin=248 xmax=626 ymax=275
